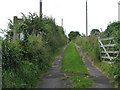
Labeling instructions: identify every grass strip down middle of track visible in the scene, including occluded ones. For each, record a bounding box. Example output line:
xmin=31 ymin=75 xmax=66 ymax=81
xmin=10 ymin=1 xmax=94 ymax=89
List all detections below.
xmin=61 ymin=43 xmax=93 ymax=88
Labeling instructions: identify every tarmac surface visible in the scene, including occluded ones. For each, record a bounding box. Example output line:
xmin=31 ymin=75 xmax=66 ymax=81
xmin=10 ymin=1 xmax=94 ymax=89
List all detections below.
xmin=38 ymin=45 xmax=72 ymax=88
xmin=38 ymin=44 xmax=114 ymax=88
xmin=75 ymin=44 xmax=114 ymax=88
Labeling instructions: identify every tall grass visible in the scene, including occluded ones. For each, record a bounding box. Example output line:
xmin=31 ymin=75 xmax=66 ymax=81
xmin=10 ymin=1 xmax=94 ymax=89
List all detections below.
xmin=61 ymin=43 xmax=92 ymax=88
xmin=75 ymin=35 xmax=100 ymax=63
xmin=75 ymin=35 xmax=120 ymax=88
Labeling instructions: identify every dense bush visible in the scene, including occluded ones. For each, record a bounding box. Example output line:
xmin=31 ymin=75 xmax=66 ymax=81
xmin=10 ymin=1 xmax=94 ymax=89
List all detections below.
xmin=90 ymin=29 xmax=100 ymax=35
xmin=103 ymin=22 xmax=120 ymax=38
xmin=27 ymin=35 xmax=51 ymax=69
xmin=101 ymin=22 xmax=120 ymax=52
xmin=102 ymin=21 xmax=120 ymax=87
xmin=2 ymin=40 xmax=23 ymax=70
xmin=68 ymin=31 xmax=81 ymax=41
xmin=2 ymin=13 xmax=67 ymax=88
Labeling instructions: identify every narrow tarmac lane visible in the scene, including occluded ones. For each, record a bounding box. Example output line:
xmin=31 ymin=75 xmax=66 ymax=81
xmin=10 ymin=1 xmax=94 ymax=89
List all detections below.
xmin=75 ymin=44 xmax=114 ymax=88
xmin=38 ymin=45 xmax=72 ymax=88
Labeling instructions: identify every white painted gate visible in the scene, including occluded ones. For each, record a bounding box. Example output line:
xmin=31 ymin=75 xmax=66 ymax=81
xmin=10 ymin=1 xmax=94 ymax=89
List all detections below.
xmin=98 ymin=37 xmax=120 ymax=62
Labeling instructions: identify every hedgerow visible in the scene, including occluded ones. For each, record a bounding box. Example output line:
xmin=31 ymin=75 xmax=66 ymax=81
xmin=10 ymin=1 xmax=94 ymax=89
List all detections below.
xmin=75 ymin=21 xmax=120 ymax=88
xmin=2 ymin=13 xmax=67 ymax=88
xmin=102 ymin=21 xmax=120 ymax=87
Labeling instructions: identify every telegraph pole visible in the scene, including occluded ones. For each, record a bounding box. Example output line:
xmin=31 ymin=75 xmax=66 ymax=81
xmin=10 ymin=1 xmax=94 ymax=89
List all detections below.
xmin=40 ymin=0 xmax=42 ymax=18
xmin=61 ymin=18 xmax=63 ymax=27
xmin=118 ymin=1 xmax=120 ymax=21
xmin=86 ymin=0 xmax=88 ymax=36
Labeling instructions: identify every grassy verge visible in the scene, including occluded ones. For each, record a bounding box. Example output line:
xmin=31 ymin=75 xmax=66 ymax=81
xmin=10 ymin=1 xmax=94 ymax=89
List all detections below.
xmin=75 ymin=35 xmax=118 ymax=87
xmin=61 ymin=43 xmax=93 ymax=88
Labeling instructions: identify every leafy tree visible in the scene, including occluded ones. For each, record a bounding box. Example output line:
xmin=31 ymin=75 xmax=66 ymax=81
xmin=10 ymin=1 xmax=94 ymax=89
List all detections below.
xmin=90 ymin=29 xmax=100 ymax=35
xmin=104 ymin=22 xmax=120 ymax=39
xmin=68 ymin=31 xmax=80 ymax=40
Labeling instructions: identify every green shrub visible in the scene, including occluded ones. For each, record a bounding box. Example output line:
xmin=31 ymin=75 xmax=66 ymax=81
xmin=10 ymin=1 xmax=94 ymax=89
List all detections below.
xmin=110 ymin=61 xmax=120 ymax=87
xmin=2 ymin=63 xmax=40 ymax=88
xmin=75 ymin=35 xmax=100 ymax=63
xmin=2 ymin=40 xmax=23 ymax=70
xmin=2 ymin=13 xmax=68 ymax=88
xmin=101 ymin=21 xmax=120 ymax=87
xmin=27 ymin=35 xmax=51 ymax=70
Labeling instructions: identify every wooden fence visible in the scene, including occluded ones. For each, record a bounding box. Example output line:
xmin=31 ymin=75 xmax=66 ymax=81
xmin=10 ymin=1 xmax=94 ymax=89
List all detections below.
xmin=98 ymin=37 xmax=120 ymax=62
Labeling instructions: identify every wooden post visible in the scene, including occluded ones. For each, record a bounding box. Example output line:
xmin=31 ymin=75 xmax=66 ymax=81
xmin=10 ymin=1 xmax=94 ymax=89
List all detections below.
xmin=40 ymin=0 xmax=42 ymax=18
xmin=61 ymin=18 xmax=63 ymax=27
xmin=86 ymin=0 xmax=88 ymax=36
xmin=13 ymin=16 xmax=18 ymax=41
xmin=98 ymin=37 xmax=102 ymax=61
xmin=118 ymin=1 xmax=120 ymax=21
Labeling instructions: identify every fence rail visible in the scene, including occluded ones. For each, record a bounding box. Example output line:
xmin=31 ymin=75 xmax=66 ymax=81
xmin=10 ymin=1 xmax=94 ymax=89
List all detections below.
xmin=101 ymin=51 xmax=119 ymax=54
xmin=100 ymin=44 xmax=117 ymax=47
xmin=100 ymin=37 xmax=114 ymax=41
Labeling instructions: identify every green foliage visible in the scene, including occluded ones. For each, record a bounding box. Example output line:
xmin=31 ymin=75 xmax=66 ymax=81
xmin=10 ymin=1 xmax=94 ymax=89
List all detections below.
xmin=27 ymin=35 xmax=51 ymax=69
xmin=100 ymin=21 xmax=120 ymax=59
xmin=68 ymin=31 xmax=80 ymax=40
xmin=90 ymin=29 xmax=100 ymax=35
xmin=61 ymin=43 xmax=89 ymax=75
xmin=110 ymin=61 xmax=120 ymax=87
xmin=2 ymin=13 xmax=68 ymax=88
xmin=100 ymin=21 xmax=120 ymax=87
xmin=97 ymin=61 xmax=120 ymax=88
xmin=70 ymin=76 xmax=93 ymax=88
xmin=103 ymin=22 xmax=120 ymax=38
xmin=75 ymin=35 xmax=100 ymax=63
xmin=2 ymin=40 xmax=23 ymax=70
xmin=61 ymin=43 xmax=92 ymax=88
xmin=101 ymin=22 xmax=120 ymax=48
xmin=75 ymin=21 xmax=120 ymax=88
xmin=2 ymin=63 xmax=40 ymax=88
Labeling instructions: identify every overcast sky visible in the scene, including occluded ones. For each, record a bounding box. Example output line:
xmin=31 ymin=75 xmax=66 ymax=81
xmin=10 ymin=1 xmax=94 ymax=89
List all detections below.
xmin=0 ymin=0 xmax=119 ymax=37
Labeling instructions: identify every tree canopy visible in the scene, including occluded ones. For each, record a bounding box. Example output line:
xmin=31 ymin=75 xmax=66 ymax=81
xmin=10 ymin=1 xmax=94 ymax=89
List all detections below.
xmin=90 ymin=29 xmax=100 ymax=35
xmin=68 ymin=31 xmax=80 ymax=40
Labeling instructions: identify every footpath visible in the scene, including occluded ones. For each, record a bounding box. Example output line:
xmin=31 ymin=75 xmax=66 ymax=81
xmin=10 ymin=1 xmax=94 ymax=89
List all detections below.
xmin=75 ymin=44 xmax=113 ymax=88
xmin=38 ymin=43 xmax=114 ymax=88
xmin=38 ymin=45 xmax=72 ymax=88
